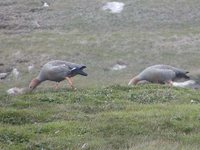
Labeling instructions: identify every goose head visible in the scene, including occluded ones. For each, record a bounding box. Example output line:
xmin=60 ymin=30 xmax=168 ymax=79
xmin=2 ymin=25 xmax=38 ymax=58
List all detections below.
xmin=69 ymin=66 xmax=88 ymax=77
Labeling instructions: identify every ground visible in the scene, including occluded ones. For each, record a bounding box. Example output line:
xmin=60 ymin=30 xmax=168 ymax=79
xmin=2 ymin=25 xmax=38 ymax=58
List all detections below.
xmin=1 ymin=0 xmax=200 ymax=149
xmin=1 ymin=85 xmax=200 ymax=150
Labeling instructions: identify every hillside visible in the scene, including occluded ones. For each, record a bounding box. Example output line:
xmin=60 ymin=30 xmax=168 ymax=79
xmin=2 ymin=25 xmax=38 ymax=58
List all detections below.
xmin=0 ymin=85 xmax=200 ymax=149
xmin=1 ymin=0 xmax=200 ymax=90
xmin=1 ymin=0 xmax=200 ymax=149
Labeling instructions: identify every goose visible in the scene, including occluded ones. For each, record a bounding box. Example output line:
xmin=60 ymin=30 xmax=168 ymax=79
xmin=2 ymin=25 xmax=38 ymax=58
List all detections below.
xmin=128 ymin=64 xmax=190 ymax=85
xmin=29 ymin=60 xmax=87 ymax=91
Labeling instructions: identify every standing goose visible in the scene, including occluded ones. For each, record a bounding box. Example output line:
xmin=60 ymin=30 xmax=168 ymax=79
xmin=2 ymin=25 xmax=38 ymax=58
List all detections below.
xmin=29 ymin=60 xmax=87 ymax=91
xmin=128 ymin=64 xmax=190 ymax=85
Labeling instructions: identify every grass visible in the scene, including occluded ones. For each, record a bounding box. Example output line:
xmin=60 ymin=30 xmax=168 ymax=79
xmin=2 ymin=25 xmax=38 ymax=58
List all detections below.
xmin=1 ymin=0 xmax=200 ymax=90
xmin=1 ymin=0 xmax=200 ymax=149
xmin=0 ymin=85 xmax=200 ymax=149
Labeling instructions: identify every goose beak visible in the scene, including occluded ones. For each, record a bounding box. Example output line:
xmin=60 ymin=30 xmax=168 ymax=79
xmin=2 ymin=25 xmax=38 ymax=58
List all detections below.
xmin=77 ymin=69 xmax=88 ymax=76
xmin=70 ymin=67 xmax=88 ymax=76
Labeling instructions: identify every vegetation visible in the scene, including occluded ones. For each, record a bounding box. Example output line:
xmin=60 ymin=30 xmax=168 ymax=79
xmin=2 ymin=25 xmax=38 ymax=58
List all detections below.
xmin=1 ymin=0 xmax=200 ymax=149
xmin=0 ymin=85 xmax=200 ymax=149
xmin=1 ymin=0 xmax=200 ymax=90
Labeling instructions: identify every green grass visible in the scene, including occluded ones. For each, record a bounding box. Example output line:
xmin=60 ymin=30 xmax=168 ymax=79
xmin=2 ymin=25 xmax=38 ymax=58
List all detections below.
xmin=0 ymin=85 xmax=200 ymax=149
xmin=1 ymin=0 xmax=200 ymax=149
xmin=1 ymin=0 xmax=200 ymax=91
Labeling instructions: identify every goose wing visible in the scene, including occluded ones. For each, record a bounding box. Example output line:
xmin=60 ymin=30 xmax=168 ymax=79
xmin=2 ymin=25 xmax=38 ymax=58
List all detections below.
xmin=48 ymin=60 xmax=84 ymax=69
xmin=150 ymin=64 xmax=189 ymax=74
xmin=46 ymin=64 xmax=71 ymax=80
xmin=37 ymin=62 xmax=71 ymax=82
xmin=140 ymin=68 xmax=176 ymax=83
xmin=149 ymin=64 xmax=190 ymax=79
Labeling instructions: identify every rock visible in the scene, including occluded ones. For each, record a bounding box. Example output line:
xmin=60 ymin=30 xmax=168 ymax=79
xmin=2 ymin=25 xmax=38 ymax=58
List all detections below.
xmin=102 ymin=2 xmax=125 ymax=14
xmin=81 ymin=143 xmax=88 ymax=149
xmin=111 ymin=64 xmax=127 ymax=71
xmin=7 ymin=87 xmax=25 ymax=95
xmin=172 ymin=80 xmax=200 ymax=89
xmin=42 ymin=1 xmax=49 ymax=8
xmin=28 ymin=64 xmax=34 ymax=72
xmin=12 ymin=68 xmax=19 ymax=79
xmin=0 ymin=66 xmax=13 ymax=80
xmin=0 ymin=73 xmax=9 ymax=79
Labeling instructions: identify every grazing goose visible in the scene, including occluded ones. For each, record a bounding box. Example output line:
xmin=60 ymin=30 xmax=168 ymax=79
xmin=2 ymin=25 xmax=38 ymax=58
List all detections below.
xmin=29 ymin=60 xmax=87 ymax=91
xmin=128 ymin=64 xmax=190 ymax=85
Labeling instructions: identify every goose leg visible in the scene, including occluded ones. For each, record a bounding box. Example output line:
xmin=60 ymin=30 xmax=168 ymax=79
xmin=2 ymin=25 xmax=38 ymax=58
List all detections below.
xmin=65 ymin=77 xmax=75 ymax=90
